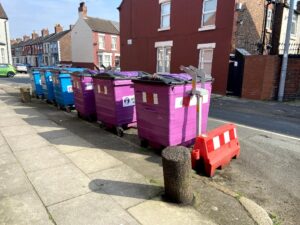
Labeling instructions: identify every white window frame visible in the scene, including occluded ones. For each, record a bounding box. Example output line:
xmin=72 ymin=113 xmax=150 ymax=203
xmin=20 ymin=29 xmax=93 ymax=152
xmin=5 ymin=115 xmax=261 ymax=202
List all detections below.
xmin=111 ymin=36 xmax=117 ymax=50
xmin=291 ymin=14 xmax=298 ymax=36
xmin=197 ymin=43 xmax=216 ymax=76
xmin=199 ymin=0 xmax=217 ymax=31
xmin=98 ymin=52 xmax=112 ymax=67
xmin=0 ymin=48 xmax=5 ymax=63
xmin=266 ymin=8 xmax=273 ymax=31
xmin=158 ymin=0 xmax=171 ymax=31
xmin=98 ymin=34 xmax=105 ymax=50
xmin=155 ymin=41 xmax=173 ymax=73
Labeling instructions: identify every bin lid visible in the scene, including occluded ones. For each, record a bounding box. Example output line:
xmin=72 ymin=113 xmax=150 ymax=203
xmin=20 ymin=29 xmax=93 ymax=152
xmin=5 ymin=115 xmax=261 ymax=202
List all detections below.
xmin=71 ymin=70 xmax=97 ymax=77
xmin=133 ymin=73 xmax=213 ymax=85
xmin=93 ymin=71 xmax=149 ymax=80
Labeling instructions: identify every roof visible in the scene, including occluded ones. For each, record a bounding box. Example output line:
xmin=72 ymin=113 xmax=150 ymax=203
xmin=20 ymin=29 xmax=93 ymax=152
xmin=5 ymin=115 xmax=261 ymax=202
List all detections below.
xmin=45 ymin=30 xmax=70 ymax=42
xmin=84 ymin=17 xmax=119 ymax=34
xmin=0 ymin=3 xmax=8 ymax=19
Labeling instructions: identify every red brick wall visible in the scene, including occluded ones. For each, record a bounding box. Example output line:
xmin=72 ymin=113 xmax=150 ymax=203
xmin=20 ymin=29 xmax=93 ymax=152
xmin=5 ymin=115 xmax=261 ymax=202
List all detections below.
xmin=60 ymin=32 xmax=72 ymax=62
xmin=242 ymin=55 xmax=300 ymax=100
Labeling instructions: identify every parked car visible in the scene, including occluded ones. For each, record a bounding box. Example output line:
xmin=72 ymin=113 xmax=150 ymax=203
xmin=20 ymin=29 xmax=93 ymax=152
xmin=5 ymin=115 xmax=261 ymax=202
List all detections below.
xmin=0 ymin=64 xmax=17 ymax=77
xmin=14 ymin=63 xmax=28 ymax=73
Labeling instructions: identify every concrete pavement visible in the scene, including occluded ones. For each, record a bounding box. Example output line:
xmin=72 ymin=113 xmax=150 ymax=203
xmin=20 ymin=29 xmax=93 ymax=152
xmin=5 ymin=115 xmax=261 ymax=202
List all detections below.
xmin=0 ymin=82 xmax=266 ymax=224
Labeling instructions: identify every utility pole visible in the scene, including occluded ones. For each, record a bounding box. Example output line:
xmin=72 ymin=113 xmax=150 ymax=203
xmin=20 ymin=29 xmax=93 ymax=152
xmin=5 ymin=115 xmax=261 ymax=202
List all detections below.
xmin=278 ymin=0 xmax=295 ymax=101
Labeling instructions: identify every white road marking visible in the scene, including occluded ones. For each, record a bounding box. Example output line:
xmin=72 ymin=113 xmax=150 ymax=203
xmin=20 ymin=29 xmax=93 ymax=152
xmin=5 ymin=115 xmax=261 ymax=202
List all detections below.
xmin=209 ymin=118 xmax=300 ymax=141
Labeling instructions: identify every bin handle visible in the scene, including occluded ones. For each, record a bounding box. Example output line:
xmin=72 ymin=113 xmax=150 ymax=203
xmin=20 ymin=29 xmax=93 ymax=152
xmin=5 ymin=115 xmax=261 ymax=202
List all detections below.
xmin=144 ymin=107 xmax=157 ymax=113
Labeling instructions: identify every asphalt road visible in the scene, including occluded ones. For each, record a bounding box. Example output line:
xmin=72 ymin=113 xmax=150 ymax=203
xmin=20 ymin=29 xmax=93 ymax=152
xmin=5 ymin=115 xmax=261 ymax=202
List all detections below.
xmin=1 ymin=74 xmax=299 ymax=224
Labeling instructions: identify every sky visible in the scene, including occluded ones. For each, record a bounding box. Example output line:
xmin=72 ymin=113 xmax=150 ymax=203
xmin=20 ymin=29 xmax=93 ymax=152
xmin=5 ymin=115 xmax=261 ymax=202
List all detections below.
xmin=1 ymin=0 xmax=122 ymax=39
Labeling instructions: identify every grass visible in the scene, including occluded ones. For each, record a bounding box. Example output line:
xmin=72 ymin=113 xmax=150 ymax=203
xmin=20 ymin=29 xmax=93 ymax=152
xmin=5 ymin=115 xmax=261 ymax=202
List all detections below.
xmin=269 ymin=212 xmax=282 ymax=225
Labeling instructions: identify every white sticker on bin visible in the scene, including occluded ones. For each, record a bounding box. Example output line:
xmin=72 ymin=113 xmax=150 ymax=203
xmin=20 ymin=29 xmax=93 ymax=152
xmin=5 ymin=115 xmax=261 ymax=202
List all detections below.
xmin=142 ymin=92 xmax=147 ymax=103
xmin=67 ymin=85 xmax=73 ymax=93
xmin=85 ymin=83 xmax=93 ymax=90
xmin=39 ymin=80 xmax=42 ymax=85
xmin=104 ymin=86 xmax=108 ymax=95
xmin=153 ymin=93 xmax=158 ymax=105
xmin=49 ymin=76 xmax=52 ymax=82
xmin=97 ymin=85 xmax=101 ymax=94
xmin=122 ymin=95 xmax=135 ymax=107
xmin=175 ymin=97 xmax=183 ymax=108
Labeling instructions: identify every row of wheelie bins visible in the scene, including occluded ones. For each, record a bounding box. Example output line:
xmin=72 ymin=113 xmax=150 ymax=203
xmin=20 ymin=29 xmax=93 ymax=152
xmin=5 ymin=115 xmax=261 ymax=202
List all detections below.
xmin=30 ymin=67 xmax=213 ymax=148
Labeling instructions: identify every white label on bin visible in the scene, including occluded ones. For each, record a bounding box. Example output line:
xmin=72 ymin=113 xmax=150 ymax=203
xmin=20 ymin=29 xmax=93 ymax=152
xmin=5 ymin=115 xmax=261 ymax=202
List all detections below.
xmin=85 ymin=83 xmax=93 ymax=91
xmin=190 ymin=96 xmax=197 ymax=106
xmin=104 ymin=86 xmax=108 ymax=95
xmin=97 ymin=85 xmax=100 ymax=93
xmin=142 ymin=92 xmax=147 ymax=103
xmin=122 ymin=95 xmax=135 ymax=107
xmin=39 ymin=80 xmax=42 ymax=85
xmin=175 ymin=97 xmax=183 ymax=109
xmin=202 ymin=94 xmax=208 ymax=104
xmin=67 ymin=85 xmax=73 ymax=93
xmin=49 ymin=76 xmax=52 ymax=82
xmin=153 ymin=93 xmax=158 ymax=105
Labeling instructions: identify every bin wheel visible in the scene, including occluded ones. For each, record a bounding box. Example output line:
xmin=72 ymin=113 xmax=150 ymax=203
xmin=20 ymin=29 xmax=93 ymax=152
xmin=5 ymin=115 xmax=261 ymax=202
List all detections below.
xmin=66 ymin=106 xmax=71 ymax=113
xmin=36 ymin=95 xmax=39 ymax=99
xmin=140 ymin=139 xmax=148 ymax=148
xmin=116 ymin=127 xmax=124 ymax=137
xmin=77 ymin=111 xmax=82 ymax=118
xmin=57 ymin=104 xmax=61 ymax=110
xmin=41 ymin=95 xmax=45 ymax=100
xmin=46 ymin=100 xmax=52 ymax=104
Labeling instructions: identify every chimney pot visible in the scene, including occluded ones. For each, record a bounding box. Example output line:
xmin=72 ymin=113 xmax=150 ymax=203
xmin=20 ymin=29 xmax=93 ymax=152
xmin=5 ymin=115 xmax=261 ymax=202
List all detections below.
xmin=31 ymin=31 xmax=39 ymax=40
xmin=78 ymin=2 xmax=87 ymax=18
xmin=41 ymin=28 xmax=49 ymax=37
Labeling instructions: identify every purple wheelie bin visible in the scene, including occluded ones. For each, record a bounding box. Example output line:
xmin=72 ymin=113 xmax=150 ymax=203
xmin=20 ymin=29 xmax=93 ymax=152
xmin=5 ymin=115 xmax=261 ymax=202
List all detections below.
xmin=92 ymin=71 xmax=147 ymax=136
xmin=132 ymin=73 xmax=213 ymax=149
xmin=71 ymin=70 xmax=97 ymax=121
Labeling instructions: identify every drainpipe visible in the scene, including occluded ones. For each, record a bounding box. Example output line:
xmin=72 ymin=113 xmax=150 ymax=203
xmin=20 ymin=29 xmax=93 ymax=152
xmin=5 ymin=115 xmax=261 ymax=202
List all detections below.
xmin=4 ymin=20 xmax=11 ymax=64
xmin=278 ymin=0 xmax=295 ymax=101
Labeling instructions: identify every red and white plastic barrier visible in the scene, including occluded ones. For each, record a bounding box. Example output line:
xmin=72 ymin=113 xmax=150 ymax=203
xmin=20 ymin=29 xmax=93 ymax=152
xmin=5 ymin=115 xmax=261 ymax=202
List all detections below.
xmin=191 ymin=123 xmax=240 ymax=177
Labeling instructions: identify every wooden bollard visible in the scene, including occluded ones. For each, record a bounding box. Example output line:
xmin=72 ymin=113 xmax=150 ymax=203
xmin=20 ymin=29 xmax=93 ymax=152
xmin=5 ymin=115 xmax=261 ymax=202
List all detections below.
xmin=162 ymin=146 xmax=193 ymax=204
xmin=20 ymin=87 xmax=31 ymax=103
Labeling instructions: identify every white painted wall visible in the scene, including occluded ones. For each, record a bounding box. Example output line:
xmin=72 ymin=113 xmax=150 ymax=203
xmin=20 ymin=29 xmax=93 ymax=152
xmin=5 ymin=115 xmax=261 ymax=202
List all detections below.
xmin=71 ymin=17 xmax=93 ymax=63
xmin=0 ymin=18 xmax=12 ymax=64
xmin=279 ymin=8 xmax=300 ymax=54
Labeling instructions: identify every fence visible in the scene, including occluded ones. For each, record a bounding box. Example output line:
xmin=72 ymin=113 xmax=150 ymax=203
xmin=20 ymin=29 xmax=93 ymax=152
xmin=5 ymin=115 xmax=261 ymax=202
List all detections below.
xmin=278 ymin=43 xmax=300 ymax=55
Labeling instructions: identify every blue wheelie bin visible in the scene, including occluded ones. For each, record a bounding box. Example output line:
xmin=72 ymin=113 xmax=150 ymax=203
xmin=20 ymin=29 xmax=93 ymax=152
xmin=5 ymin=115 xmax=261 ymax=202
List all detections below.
xmin=40 ymin=67 xmax=56 ymax=103
xmin=52 ymin=68 xmax=85 ymax=112
xmin=29 ymin=67 xmax=44 ymax=99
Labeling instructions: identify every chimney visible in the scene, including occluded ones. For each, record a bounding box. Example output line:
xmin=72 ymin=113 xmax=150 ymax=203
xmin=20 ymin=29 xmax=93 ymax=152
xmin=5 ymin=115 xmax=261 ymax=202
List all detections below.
xmin=23 ymin=35 xmax=30 ymax=41
xmin=78 ymin=2 xmax=87 ymax=18
xmin=11 ymin=39 xmax=17 ymax=45
xmin=32 ymin=31 xmax=38 ymax=40
xmin=54 ymin=24 xmax=63 ymax=33
xmin=16 ymin=38 xmax=22 ymax=43
xmin=41 ymin=28 xmax=49 ymax=37
xmin=297 ymin=1 xmax=300 ymax=11
xmin=69 ymin=24 xmax=74 ymax=30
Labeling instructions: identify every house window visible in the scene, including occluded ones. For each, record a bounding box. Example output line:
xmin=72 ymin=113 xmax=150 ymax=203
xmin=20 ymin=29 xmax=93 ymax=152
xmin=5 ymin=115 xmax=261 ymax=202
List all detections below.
xmin=111 ymin=36 xmax=117 ymax=50
xmin=266 ymin=9 xmax=273 ymax=30
xmin=156 ymin=46 xmax=171 ymax=73
xmin=160 ymin=1 xmax=171 ymax=29
xmin=98 ymin=34 xmax=105 ymax=49
xmin=0 ymin=48 xmax=5 ymax=63
xmin=197 ymin=43 xmax=215 ymax=75
xmin=291 ymin=14 xmax=298 ymax=36
xmin=201 ymin=0 xmax=217 ymax=28
xmin=98 ymin=53 xmax=112 ymax=67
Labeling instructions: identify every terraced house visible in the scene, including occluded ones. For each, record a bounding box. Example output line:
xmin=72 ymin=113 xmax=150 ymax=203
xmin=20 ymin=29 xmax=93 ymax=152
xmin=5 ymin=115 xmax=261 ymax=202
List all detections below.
xmin=71 ymin=2 xmax=120 ymax=69
xmin=0 ymin=3 xmax=12 ymax=64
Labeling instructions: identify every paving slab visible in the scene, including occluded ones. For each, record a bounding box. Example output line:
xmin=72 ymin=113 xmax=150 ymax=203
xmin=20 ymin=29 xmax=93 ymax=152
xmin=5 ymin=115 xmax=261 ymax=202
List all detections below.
xmin=50 ymin=135 xmax=94 ymax=154
xmin=66 ymin=148 xmax=123 ymax=174
xmin=48 ymin=192 xmax=139 ymax=225
xmin=0 ymin=152 xmax=17 ymax=166
xmin=0 ymin=190 xmax=54 ymax=225
xmin=0 ymin=117 xmax=27 ymax=128
xmin=15 ymin=145 xmax=70 ymax=172
xmin=38 ymin=129 xmax=74 ymax=141
xmin=0 ymin=125 xmax=37 ymax=137
xmin=27 ymin=164 xmax=96 ymax=206
xmin=5 ymin=134 xmax=49 ymax=152
xmin=0 ymin=144 xmax=10 ymax=153
xmin=128 ymin=199 xmax=216 ymax=225
xmin=0 ymin=163 xmax=32 ymax=198
xmin=90 ymin=164 xmax=163 ymax=209
xmin=0 ymin=135 xmax=5 ymax=146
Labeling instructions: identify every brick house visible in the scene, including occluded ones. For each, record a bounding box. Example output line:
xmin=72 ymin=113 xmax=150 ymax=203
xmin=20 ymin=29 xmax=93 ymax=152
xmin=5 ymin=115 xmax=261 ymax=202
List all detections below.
xmin=71 ymin=2 xmax=120 ymax=69
xmin=0 ymin=3 xmax=12 ymax=64
xmin=118 ymin=0 xmax=237 ymax=94
xmin=42 ymin=24 xmax=72 ymax=65
xmin=11 ymin=25 xmax=72 ymax=66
